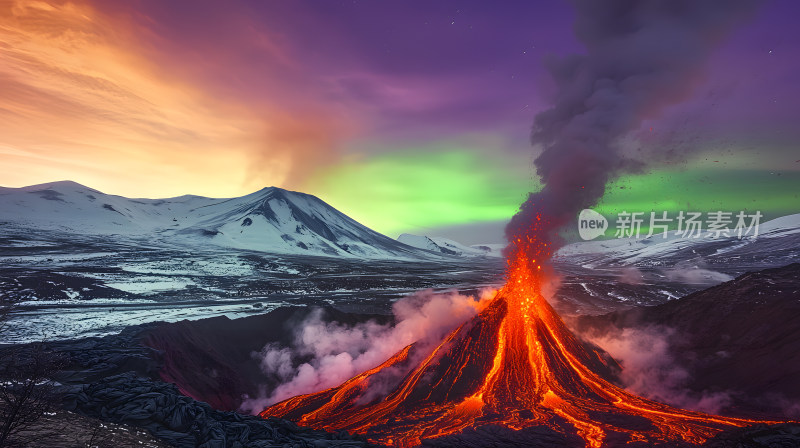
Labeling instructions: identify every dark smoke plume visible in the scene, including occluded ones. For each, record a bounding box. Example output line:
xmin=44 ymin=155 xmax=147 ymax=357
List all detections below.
xmin=506 ymin=0 xmax=760 ymax=255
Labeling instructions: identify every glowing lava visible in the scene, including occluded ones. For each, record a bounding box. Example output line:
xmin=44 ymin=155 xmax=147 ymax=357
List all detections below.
xmin=261 ymin=230 xmax=774 ymax=447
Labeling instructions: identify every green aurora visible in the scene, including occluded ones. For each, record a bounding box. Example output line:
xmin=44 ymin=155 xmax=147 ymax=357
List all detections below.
xmin=307 ymin=148 xmax=800 ymax=240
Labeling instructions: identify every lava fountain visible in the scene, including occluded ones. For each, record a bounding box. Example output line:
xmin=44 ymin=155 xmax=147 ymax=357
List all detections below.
xmin=260 ymin=217 xmax=774 ymax=447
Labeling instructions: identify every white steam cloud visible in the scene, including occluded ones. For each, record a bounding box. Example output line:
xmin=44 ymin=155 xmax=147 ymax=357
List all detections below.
xmin=662 ymin=267 xmax=733 ymax=285
xmin=587 ymin=325 xmax=733 ymax=414
xmin=617 ymin=267 xmax=645 ymax=285
xmin=240 ymin=288 xmax=496 ymax=414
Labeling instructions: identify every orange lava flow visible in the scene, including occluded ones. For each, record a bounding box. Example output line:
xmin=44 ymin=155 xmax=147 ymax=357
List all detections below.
xmin=260 ymin=233 xmax=777 ymax=447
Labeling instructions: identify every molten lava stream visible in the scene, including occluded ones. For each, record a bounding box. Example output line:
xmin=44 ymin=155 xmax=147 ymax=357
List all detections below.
xmin=261 ymin=241 xmax=780 ymax=447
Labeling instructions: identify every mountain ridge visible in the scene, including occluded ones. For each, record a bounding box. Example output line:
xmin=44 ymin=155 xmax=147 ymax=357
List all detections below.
xmin=0 ymin=180 xmax=430 ymax=259
xmin=397 ymin=233 xmax=503 ymax=258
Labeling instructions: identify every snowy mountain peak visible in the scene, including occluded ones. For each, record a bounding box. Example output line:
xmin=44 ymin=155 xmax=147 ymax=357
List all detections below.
xmin=19 ymin=180 xmax=90 ymax=190
xmin=397 ymin=233 xmax=502 ymax=258
xmin=0 ymin=181 xmax=429 ymax=259
xmin=0 ymin=180 xmax=98 ymax=195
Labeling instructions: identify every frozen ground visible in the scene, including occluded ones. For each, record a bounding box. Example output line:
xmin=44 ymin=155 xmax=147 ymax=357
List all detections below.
xmin=0 ymin=228 xmax=504 ymax=343
xmin=1 ymin=213 xmax=797 ymax=342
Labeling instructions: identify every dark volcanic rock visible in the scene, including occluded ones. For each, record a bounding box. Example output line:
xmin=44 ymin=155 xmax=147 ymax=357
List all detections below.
xmin=64 ymin=372 xmax=369 ymax=448
xmin=703 ymin=423 xmax=800 ymax=447
xmin=50 ymin=325 xmax=162 ymax=384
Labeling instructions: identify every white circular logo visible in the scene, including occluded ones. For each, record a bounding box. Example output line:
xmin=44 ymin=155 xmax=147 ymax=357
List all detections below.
xmin=578 ymin=209 xmax=608 ymax=240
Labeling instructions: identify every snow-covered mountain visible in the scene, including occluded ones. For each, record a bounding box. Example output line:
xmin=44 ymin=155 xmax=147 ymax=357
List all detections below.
xmin=0 ymin=181 xmax=428 ymax=259
xmin=556 ymin=213 xmax=800 ymax=269
xmin=397 ymin=233 xmax=503 ymax=258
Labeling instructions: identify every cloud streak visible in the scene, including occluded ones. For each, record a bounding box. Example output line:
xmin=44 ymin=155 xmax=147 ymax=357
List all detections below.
xmin=0 ymin=0 xmax=347 ymax=197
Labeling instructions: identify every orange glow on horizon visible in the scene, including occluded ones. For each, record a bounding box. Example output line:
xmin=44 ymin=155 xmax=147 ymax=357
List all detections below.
xmin=0 ymin=0 xmax=347 ymax=198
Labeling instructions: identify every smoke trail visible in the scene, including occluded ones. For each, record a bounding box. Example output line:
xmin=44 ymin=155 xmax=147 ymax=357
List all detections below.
xmin=506 ymin=0 xmax=760 ymax=256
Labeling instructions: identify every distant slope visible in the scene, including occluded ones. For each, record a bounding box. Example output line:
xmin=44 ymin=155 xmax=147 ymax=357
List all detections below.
xmin=0 ymin=181 xmax=428 ymax=259
xmin=397 ymin=233 xmax=502 ymax=258
xmin=576 ymin=263 xmax=800 ymax=418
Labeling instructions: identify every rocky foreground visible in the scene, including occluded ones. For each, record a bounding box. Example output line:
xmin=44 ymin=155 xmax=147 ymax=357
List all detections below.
xmin=64 ymin=373 xmax=366 ymax=447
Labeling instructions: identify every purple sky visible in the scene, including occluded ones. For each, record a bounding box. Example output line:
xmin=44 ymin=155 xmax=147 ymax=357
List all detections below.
xmin=113 ymin=0 xmax=798 ymax=146
xmin=2 ymin=0 xmax=798 ymax=241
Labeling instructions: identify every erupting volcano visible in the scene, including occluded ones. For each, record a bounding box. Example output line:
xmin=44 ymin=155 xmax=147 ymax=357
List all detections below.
xmin=260 ymin=218 xmax=773 ymax=447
